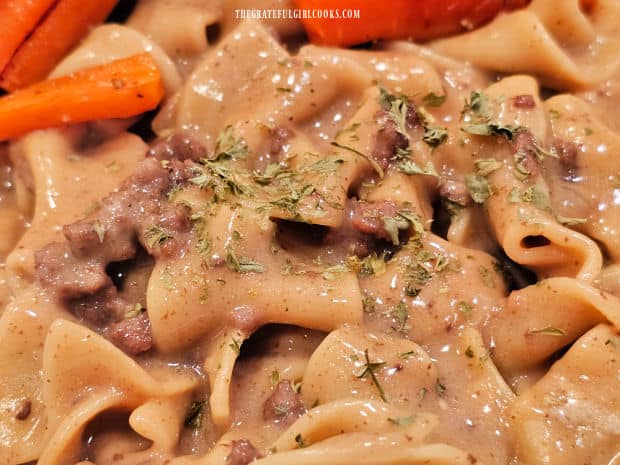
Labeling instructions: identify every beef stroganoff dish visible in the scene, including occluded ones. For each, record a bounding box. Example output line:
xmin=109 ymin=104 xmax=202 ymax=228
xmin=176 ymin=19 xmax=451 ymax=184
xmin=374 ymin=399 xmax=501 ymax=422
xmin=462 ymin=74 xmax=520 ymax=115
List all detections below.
xmin=1 ymin=1 xmax=620 ymax=464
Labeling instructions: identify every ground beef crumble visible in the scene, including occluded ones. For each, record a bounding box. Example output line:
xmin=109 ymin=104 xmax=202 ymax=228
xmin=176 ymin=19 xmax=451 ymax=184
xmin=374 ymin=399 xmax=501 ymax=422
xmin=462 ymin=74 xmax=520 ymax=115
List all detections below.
xmin=34 ymin=132 xmax=206 ymax=354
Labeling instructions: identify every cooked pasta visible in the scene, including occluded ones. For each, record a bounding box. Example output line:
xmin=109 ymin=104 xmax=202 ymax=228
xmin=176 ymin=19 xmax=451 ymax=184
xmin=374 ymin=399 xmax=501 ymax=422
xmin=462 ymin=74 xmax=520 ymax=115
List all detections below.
xmin=0 ymin=1 xmax=619 ymax=465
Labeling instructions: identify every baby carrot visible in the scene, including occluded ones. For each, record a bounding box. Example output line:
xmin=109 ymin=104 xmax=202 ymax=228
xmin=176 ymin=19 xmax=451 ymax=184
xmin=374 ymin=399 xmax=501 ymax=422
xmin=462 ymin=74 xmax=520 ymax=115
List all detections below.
xmin=295 ymin=0 xmax=530 ymax=46
xmin=0 ymin=0 xmax=57 ymax=74
xmin=0 ymin=53 xmax=164 ymax=141
xmin=0 ymin=0 xmax=119 ymax=91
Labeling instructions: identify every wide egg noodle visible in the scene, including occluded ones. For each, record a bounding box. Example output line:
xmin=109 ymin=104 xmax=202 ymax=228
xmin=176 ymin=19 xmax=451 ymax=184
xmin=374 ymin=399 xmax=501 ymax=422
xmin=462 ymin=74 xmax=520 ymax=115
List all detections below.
xmin=0 ymin=3 xmax=618 ymax=465
xmin=431 ymin=0 xmax=620 ymax=90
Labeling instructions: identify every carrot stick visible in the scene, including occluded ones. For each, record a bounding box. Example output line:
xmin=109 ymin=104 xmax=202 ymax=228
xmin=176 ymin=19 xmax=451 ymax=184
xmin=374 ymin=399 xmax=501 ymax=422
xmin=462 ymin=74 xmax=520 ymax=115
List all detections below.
xmin=0 ymin=0 xmax=58 ymax=74
xmin=295 ymin=0 xmax=530 ymax=46
xmin=0 ymin=0 xmax=119 ymax=91
xmin=0 ymin=53 xmax=164 ymax=141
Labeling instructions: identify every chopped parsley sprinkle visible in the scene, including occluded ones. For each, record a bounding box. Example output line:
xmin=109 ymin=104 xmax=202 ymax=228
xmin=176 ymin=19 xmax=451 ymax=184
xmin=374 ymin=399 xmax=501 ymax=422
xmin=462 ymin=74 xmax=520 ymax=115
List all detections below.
xmin=465 ymin=174 xmax=492 ymax=204
xmin=347 ymin=252 xmax=386 ymax=277
xmin=124 ymin=303 xmax=144 ymax=319
xmin=461 ymin=90 xmax=522 ymax=140
xmin=269 ymin=184 xmax=315 ymax=214
xmin=398 ymin=160 xmax=439 ymax=177
xmin=405 ymin=282 xmax=421 ymax=297
xmin=253 ymin=162 xmax=288 ymax=185
xmin=435 ymin=378 xmax=447 ymax=396
xmin=335 ymin=123 xmax=361 ymax=141
xmin=378 ymin=87 xmax=411 ymax=142
xmin=422 ymin=126 xmax=448 ymax=148
xmin=383 ymin=215 xmax=411 ymax=245
xmin=512 ymin=152 xmax=531 ymax=181
xmin=478 ymin=265 xmax=496 ymax=288
xmin=388 ymin=415 xmax=415 ymax=426
xmin=474 ymin=158 xmax=503 ymax=176
xmin=226 ymin=249 xmax=265 ymax=273
xmin=362 ymin=295 xmax=376 ymax=314
xmin=331 ymin=141 xmax=384 ymax=178
xmin=528 ymin=326 xmax=566 ymax=336
xmin=92 ymin=221 xmax=106 ymax=243
xmin=422 ymin=92 xmax=447 ymax=107
xmin=459 ymin=301 xmax=474 ymax=315
xmin=295 ymin=433 xmax=306 ymax=448
xmin=605 ymin=336 xmax=620 ymax=347
xmin=213 ymin=125 xmax=248 ymax=160
xmin=463 ymin=122 xmax=521 ymax=140
xmin=388 ymin=301 xmax=409 ymax=331
xmin=463 ymin=90 xmax=492 ymax=118
xmin=303 ymin=156 xmax=345 ymax=173
xmin=556 ymin=215 xmax=587 ymax=226
xmin=322 ymin=263 xmax=349 ymax=281
xmin=229 ymin=338 xmax=242 ymax=353
xmin=145 ymin=225 xmax=173 ymax=249
xmin=190 ymin=160 xmax=252 ymax=199
xmin=197 ymin=237 xmax=212 ymax=256
xmin=507 ymin=186 xmax=550 ymax=212
xmin=184 ymin=401 xmax=205 ymax=429
xmin=356 ymin=349 xmax=388 ymax=402
xmin=399 ymin=350 xmax=416 ymax=359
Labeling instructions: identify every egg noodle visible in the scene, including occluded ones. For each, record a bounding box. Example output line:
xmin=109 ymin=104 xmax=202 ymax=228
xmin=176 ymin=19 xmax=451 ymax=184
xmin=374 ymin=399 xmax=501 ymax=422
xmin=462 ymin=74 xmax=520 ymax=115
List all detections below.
xmin=1 ymin=1 xmax=620 ymax=465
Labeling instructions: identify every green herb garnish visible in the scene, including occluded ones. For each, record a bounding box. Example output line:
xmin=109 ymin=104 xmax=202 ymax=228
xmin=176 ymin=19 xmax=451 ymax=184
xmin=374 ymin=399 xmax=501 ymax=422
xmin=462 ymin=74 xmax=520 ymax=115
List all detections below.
xmin=356 ymin=349 xmax=388 ymax=402
xmin=528 ymin=327 xmax=566 ymax=336
xmin=184 ymin=401 xmax=205 ymax=428
xmin=226 ymin=249 xmax=265 ymax=273
xmin=145 ymin=225 xmax=173 ymax=249
xmin=422 ymin=92 xmax=446 ymax=107
xmin=214 ymin=125 xmax=248 ymax=160
xmin=423 ymin=127 xmax=448 ymax=148
xmin=388 ymin=415 xmax=415 ymax=426
xmin=398 ymin=160 xmax=439 ymax=177
xmin=465 ymin=174 xmax=492 ymax=204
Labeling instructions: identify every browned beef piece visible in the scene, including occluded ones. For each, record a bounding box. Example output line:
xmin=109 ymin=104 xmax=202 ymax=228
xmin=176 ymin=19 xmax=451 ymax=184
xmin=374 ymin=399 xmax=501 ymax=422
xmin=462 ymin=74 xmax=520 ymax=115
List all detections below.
xmin=148 ymin=131 xmax=209 ymax=161
xmin=439 ymin=180 xmax=471 ymax=206
xmin=350 ymin=199 xmax=399 ymax=241
xmin=269 ymin=126 xmax=292 ymax=155
xmin=62 ymin=157 xmax=171 ymax=260
xmin=552 ymin=138 xmax=579 ymax=181
xmin=512 ymin=94 xmax=536 ymax=109
xmin=68 ymin=286 xmax=130 ymax=326
xmin=371 ymin=98 xmax=418 ymax=170
xmin=34 ymin=134 xmax=208 ymax=354
xmin=511 ymin=130 xmax=540 ymax=180
xmin=262 ymin=380 xmax=305 ymax=426
xmin=14 ymin=398 xmax=31 ymax=420
xmin=372 ymin=113 xmax=408 ymax=170
xmin=35 ymin=242 xmax=109 ymax=299
xmin=107 ymin=312 xmax=153 ymax=355
xmin=323 ymin=199 xmax=374 ymax=257
xmin=227 ymin=439 xmax=263 ymax=465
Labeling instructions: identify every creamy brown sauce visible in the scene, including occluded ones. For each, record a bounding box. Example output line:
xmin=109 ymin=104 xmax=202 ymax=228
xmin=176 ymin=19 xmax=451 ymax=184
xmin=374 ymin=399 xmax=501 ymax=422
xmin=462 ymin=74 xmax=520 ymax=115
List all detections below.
xmin=1 ymin=1 xmax=620 ymax=465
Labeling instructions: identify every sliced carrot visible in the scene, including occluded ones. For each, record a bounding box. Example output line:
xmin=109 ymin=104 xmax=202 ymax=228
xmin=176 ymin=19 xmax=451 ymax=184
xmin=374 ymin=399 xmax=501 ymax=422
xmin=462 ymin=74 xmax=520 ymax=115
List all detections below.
xmin=0 ymin=53 xmax=164 ymax=141
xmin=295 ymin=0 xmax=530 ymax=46
xmin=0 ymin=0 xmax=58 ymax=74
xmin=0 ymin=0 xmax=119 ymax=91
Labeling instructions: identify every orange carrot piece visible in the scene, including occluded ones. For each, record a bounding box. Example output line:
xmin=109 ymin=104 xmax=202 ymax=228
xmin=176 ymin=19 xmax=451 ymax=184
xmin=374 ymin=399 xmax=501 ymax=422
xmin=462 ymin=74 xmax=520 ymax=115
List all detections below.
xmin=295 ymin=0 xmax=530 ymax=46
xmin=0 ymin=0 xmax=58 ymax=74
xmin=0 ymin=53 xmax=164 ymax=141
xmin=0 ymin=0 xmax=119 ymax=91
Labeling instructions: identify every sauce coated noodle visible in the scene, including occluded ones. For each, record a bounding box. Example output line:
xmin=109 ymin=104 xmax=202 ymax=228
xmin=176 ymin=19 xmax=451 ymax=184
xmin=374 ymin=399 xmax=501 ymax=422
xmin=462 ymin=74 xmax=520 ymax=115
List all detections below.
xmin=1 ymin=1 xmax=620 ymax=465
